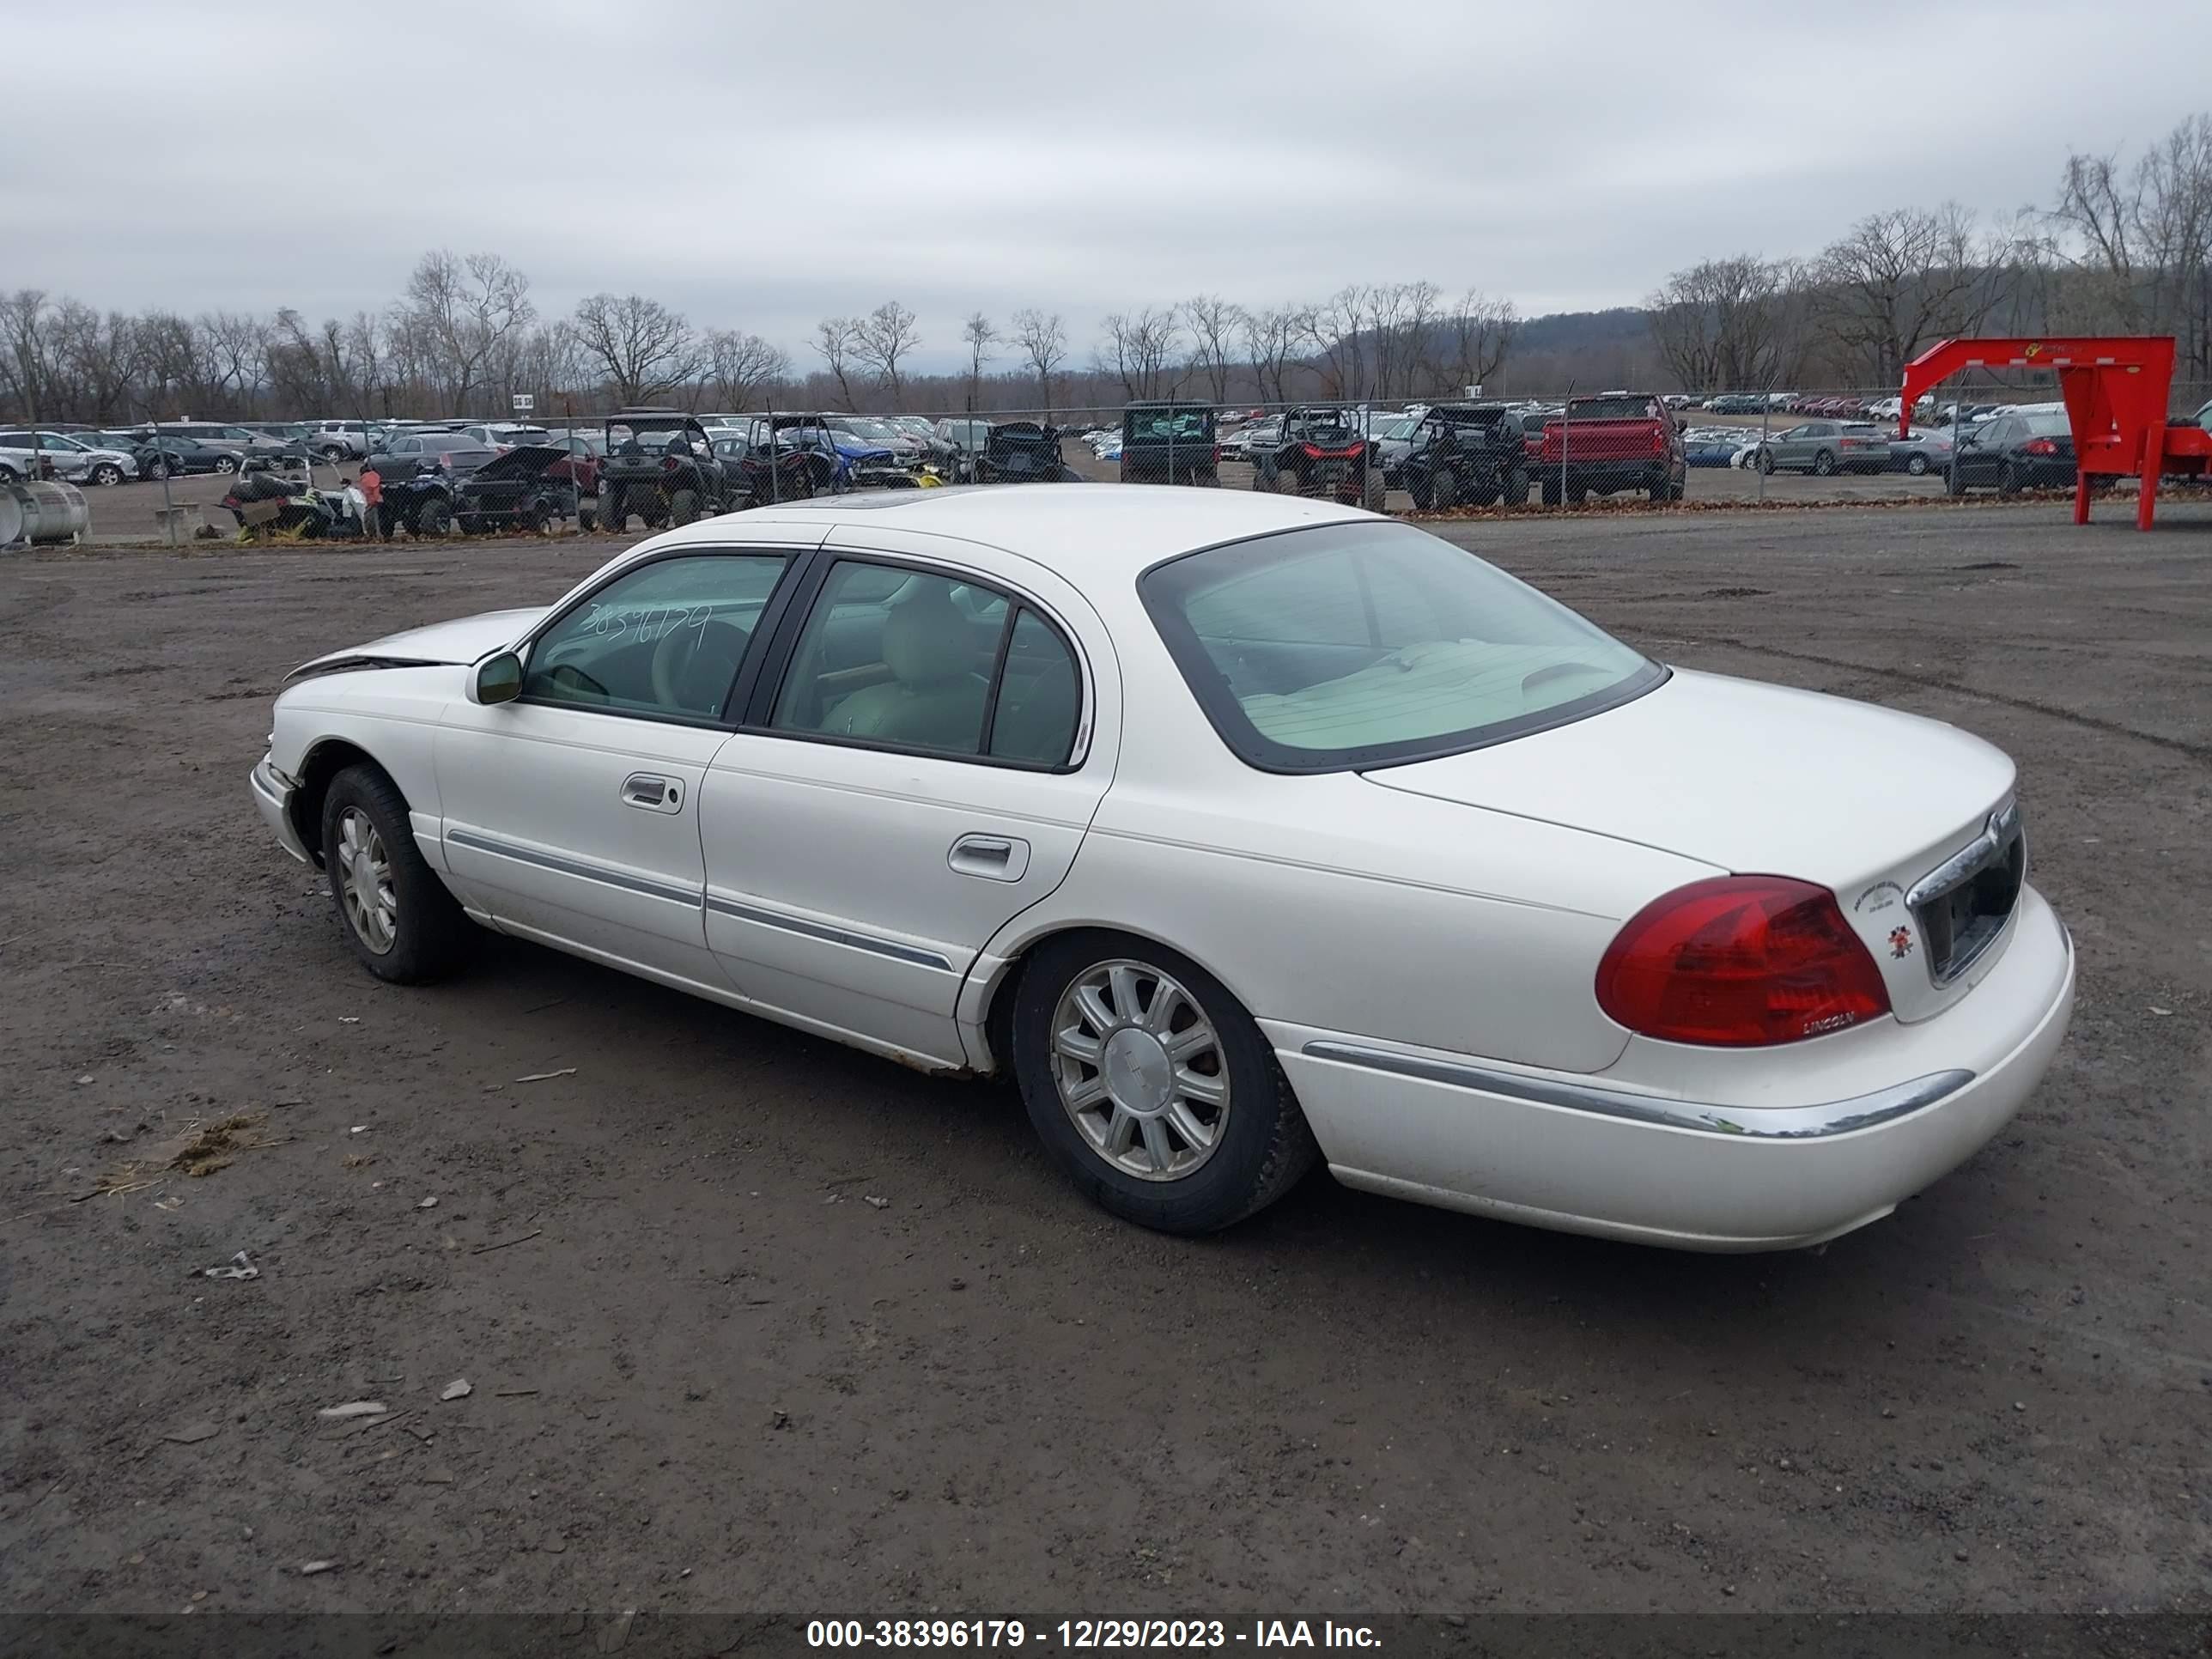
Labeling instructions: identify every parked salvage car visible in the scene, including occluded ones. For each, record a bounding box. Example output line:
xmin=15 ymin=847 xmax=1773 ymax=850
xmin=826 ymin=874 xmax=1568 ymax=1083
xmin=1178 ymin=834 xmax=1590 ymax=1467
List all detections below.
xmin=927 ymin=417 xmax=994 ymax=479
xmin=708 ymin=435 xmax=823 ymax=505
xmin=134 ymin=434 xmax=250 ymax=476
xmin=1250 ymin=407 xmax=1384 ymax=509
xmin=1749 ymin=421 xmax=1893 ymax=477
xmin=1535 ymin=393 xmax=1686 ymax=504
xmin=453 ymin=445 xmax=600 ymax=534
xmin=0 ymin=429 xmax=131 ymax=486
xmin=1945 ymin=410 xmax=2075 ymax=495
xmin=252 ymin=488 xmax=2074 ymax=1249
xmin=971 ymin=420 xmax=1079 ymax=483
xmin=1400 ymin=404 xmax=1531 ymax=509
xmin=364 ymin=430 xmax=496 ymax=484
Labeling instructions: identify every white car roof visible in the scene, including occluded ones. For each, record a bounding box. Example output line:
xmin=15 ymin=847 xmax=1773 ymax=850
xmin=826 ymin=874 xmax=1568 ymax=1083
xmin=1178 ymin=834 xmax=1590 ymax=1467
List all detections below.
xmin=636 ymin=483 xmax=1374 ymax=580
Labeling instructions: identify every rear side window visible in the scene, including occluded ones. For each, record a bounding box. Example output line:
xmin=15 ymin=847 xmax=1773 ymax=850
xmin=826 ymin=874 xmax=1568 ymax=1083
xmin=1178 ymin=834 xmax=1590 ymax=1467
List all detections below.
xmin=1565 ymin=396 xmax=1659 ymax=421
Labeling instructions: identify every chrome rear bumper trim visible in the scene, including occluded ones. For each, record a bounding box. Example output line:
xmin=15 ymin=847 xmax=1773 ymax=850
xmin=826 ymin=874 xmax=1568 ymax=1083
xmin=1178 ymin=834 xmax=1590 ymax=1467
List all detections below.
xmin=1299 ymin=1042 xmax=1975 ymax=1140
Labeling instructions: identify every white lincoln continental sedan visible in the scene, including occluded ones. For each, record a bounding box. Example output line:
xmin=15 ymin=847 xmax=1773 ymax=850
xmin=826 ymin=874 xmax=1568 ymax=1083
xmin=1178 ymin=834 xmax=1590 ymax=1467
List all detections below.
xmin=252 ymin=487 xmax=2073 ymax=1249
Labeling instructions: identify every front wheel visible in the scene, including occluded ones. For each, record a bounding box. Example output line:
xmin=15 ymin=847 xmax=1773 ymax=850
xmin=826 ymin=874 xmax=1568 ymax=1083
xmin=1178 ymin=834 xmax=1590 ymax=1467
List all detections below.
xmin=1813 ymin=449 xmax=1836 ymax=477
xmin=1906 ymin=453 xmax=1930 ymax=476
xmin=319 ymin=763 xmax=473 ymax=983
xmin=91 ymin=464 xmax=125 ymax=487
xmin=1946 ymin=465 xmax=1967 ymax=497
xmin=1755 ymin=449 xmax=1775 ymax=475
xmin=211 ymin=456 xmax=237 ymax=475
xmin=1011 ymin=933 xmax=1319 ymax=1234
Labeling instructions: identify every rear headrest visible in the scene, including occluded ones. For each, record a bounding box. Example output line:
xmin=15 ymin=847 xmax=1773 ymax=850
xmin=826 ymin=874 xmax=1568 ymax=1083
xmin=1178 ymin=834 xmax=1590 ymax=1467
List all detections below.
xmin=882 ymin=587 xmax=974 ymax=687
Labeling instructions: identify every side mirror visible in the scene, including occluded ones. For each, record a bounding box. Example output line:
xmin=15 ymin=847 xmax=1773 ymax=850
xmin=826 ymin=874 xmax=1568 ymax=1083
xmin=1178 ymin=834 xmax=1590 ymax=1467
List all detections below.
xmin=471 ymin=650 xmax=523 ymax=706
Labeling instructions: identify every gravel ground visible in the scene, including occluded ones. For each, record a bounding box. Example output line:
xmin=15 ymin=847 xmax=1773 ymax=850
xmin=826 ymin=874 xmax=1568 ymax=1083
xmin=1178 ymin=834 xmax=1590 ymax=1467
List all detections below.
xmin=1 ymin=499 xmax=2207 ymax=1625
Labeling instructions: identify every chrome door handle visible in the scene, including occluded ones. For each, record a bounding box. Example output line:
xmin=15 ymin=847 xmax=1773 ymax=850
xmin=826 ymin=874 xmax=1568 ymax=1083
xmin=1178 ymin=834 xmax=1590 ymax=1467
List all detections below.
xmin=948 ymin=834 xmax=1030 ymax=882
xmin=621 ymin=773 xmax=683 ymax=813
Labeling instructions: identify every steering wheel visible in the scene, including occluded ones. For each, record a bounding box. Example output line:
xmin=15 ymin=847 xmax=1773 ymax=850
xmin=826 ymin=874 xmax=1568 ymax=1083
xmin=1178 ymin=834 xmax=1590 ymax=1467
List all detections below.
xmin=650 ymin=621 xmax=739 ymax=714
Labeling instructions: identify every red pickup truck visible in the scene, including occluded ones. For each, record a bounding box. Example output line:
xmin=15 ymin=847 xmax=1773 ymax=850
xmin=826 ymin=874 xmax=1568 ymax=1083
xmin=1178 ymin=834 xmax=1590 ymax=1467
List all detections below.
xmin=1532 ymin=392 xmax=1686 ymax=504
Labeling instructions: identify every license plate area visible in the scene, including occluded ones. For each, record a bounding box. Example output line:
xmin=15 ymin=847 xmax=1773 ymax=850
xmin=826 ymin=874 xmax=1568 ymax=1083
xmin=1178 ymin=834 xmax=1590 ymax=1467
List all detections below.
xmin=1909 ymin=803 xmax=2026 ymax=984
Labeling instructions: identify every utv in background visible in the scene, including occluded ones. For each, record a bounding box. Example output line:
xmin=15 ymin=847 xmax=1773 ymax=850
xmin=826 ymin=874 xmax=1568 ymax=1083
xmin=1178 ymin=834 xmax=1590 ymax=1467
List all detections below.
xmin=1121 ymin=401 xmax=1218 ymax=485
xmin=1401 ymin=404 xmax=1531 ymax=509
xmin=453 ymin=444 xmax=600 ymax=535
xmin=1250 ymin=406 xmax=1383 ymax=510
xmin=598 ymin=410 xmax=752 ymax=531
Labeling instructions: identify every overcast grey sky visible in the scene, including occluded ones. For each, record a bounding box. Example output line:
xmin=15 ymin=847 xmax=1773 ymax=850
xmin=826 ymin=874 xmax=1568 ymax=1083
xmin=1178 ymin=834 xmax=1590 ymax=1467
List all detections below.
xmin=5 ymin=0 xmax=2204 ymax=370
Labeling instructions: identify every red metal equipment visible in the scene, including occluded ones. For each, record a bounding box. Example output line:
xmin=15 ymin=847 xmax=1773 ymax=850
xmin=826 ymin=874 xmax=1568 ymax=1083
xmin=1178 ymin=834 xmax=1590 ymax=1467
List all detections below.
xmin=1897 ymin=335 xmax=2212 ymax=530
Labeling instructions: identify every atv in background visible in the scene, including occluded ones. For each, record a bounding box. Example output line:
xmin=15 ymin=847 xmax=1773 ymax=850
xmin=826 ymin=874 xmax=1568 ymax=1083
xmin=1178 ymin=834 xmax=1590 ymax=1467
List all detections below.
xmin=1250 ymin=406 xmax=1383 ymax=510
xmin=599 ymin=410 xmax=752 ymax=532
xmin=1401 ymin=404 xmax=1532 ymax=509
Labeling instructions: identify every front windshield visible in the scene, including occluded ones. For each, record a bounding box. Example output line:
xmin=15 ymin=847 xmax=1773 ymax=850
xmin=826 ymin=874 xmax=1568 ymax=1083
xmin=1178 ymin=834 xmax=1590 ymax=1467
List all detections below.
xmin=1141 ymin=521 xmax=1661 ymax=773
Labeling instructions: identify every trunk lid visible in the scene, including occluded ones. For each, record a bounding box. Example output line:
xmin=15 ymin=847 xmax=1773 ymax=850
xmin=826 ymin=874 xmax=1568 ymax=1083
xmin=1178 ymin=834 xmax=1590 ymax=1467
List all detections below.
xmin=1361 ymin=669 xmax=2021 ymax=1021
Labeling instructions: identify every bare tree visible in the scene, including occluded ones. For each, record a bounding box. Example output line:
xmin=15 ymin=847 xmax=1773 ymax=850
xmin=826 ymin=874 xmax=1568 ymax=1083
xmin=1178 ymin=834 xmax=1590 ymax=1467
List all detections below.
xmin=1012 ymin=308 xmax=1067 ymax=416
xmin=1182 ymin=294 xmax=1243 ymax=403
xmin=1443 ymin=289 xmax=1520 ymax=394
xmin=1813 ymin=205 xmax=2016 ymax=383
xmin=0 ymin=290 xmax=57 ymax=423
xmin=1304 ymin=285 xmax=1370 ymax=398
xmin=960 ymin=312 xmax=997 ymax=410
xmin=573 ymin=293 xmax=701 ymax=405
xmin=1097 ymin=307 xmax=1183 ymax=400
xmin=397 ymin=250 xmax=534 ymax=414
xmin=707 ymin=329 xmax=790 ymax=411
xmin=2050 ymin=117 xmax=2212 ymax=375
xmin=1646 ymin=256 xmax=1807 ymax=392
xmin=1240 ymin=306 xmax=1301 ymax=403
xmin=812 ymin=315 xmax=860 ymax=409
xmin=1365 ymin=282 xmax=1440 ymax=399
xmin=852 ymin=301 xmax=921 ymax=409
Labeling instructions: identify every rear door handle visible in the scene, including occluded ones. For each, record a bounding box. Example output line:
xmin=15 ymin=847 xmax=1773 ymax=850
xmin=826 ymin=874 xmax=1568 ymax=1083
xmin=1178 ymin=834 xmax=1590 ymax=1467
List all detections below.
xmin=948 ymin=834 xmax=1030 ymax=882
xmin=621 ymin=773 xmax=683 ymax=813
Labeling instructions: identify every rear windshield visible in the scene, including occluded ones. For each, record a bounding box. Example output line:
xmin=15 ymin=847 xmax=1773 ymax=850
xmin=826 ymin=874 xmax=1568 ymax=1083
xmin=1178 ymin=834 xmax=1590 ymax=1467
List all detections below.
xmin=1141 ymin=521 xmax=1662 ymax=773
xmin=2022 ymin=412 xmax=2071 ymax=436
xmin=1126 ymin=408 xmax=1214 ymax=441
xmin=1565 ymin=396 xmax=1659 ymax=421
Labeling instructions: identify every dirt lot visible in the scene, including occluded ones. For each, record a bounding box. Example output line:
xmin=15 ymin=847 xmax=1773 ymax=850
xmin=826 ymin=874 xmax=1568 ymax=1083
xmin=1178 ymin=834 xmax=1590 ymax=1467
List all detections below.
xmin=2 ymin=501 xmax=2208 ymax=1626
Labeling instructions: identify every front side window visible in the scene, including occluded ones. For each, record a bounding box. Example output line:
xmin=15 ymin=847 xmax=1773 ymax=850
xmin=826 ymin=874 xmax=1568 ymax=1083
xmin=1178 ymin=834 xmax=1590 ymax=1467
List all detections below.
xmin=1142 ymin=521 xmax=1661 ymax=773
xmin=770 ymin=560 xmax=1081 ymax=767
xmin=521 ymin=554 xmax=789 ymax=720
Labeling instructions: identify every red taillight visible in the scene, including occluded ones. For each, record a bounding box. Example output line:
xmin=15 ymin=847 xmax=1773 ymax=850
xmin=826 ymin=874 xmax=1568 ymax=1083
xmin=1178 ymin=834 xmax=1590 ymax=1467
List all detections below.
xmin=2021 ymin=438 xmax=2058 ymax=456
xmin=1595 ymin=876 xmax=1891 ymax=1047
xmin=1653 ymin=428 xmax=1666 ymax=454
xmin=662 ymin=455 xmax=682 ymax=472
xmin=1300 ymin=442 xmax=1323 ymax=459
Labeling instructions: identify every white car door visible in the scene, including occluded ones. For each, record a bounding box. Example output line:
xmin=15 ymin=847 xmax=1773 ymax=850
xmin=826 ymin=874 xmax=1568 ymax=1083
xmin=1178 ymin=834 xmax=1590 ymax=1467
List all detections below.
xmin=434 ymin=548 xmax=803 ymax=994
xmin=697 ymin=532 xmax=1119 ymax=1069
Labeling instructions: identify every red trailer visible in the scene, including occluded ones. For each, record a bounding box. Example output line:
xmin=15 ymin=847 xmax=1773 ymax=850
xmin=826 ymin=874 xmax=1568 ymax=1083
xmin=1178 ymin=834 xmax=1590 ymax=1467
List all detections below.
xmin=1896 ymin=335 xmax=2212 ymax=530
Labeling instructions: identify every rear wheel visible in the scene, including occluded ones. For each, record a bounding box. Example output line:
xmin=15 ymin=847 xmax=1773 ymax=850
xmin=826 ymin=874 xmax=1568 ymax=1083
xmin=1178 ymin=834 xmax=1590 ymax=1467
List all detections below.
xmin=319 ymin=763 xmax=473 ymax=984
xmin=1272 ymin=465 xmax=1302 ymax=496
xmin=413 ymin=496 xmax=452 ymax=537
xmin=1361 ymin=467 xmax=1384 ymax=513
xmin=1010 ymin=932 xmax=1318 ymax=1234
xmin=1998 ymin=463 xmax=2021 ymax=497
xmin=599 ymin=492 xmax=623 ymax=532
xmin=1813 ymin=449 xmax=1836 ymax=477
xmin=1906 ymin=453 xmax=1930 ymax=476
xmin=1502 ymin=466 xmax=1529 ymax=506
xmin=1567 ymin=483 xmax=1589 ymax=505
xmin=670 ymin=488 xmax=700 ymax=526
xmin=1540 ymin=476 xmax=1561 ymax=507
xmin=1427 ymin=469 xmax=1456 ymax=510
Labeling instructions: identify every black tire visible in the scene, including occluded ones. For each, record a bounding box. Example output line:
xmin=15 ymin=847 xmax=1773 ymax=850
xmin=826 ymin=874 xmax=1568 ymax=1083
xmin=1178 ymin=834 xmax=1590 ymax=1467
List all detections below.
xmin=1667 ymin=477 xmax=1685 ymax=501
xmin=211 ymin=455 xmax=237 ymax=475
xmin=531 ymin=509 xmax=554 ymax=536
xmin=458 ymin=515 xmax=483 ymax=537
xmin=1540 ymin=476 xmax=1561 ymax=507
xmin=1427 ymin=469 xmax=1456 ymax=510
xmin=148 ymin=459 xmax=171 ymax=480
xmin=319 ymin=444 xmax=348 ymax=462
xmin=1906 ymin=453 xmax=1930 ymax=476
xmin=1361 ymin=467 xmax=1384 ymax=513
xmin=90 ymin=464 xmax=125 ymax=487
xmin=1502 ymin=466 xmax=1529 ymax=506
xmin=1647 ymin=479 xmax=1669 ymax=502
xmin=1195 ymin=469 xmax=1219 ymax=488
xmin=1998 ymin=463 xmax=2021 ymax=497
xmin=1250 ymin=463 xmax=1273 ymax=492
xmin=1755 ymin=449 xmax=1775 ymax=475
xmin=1273 ymin=466 xmax=1304 ymax=496
xmin=1567 ymin=483 xmax=1589 ymax=504
xmin=599 ymin=492 xmax=622 ymax=532
xmin=319 ymin=763 xmax=473 ymax=984
xmin=1010 ymin=931 xmax=1319 ymax=1234
xmin=1813 ymin=449 xmax=1836 ymax=477
xmin=413 ymin=496 xmax=452 ymax=537
xmin=670 ymin=488 xmax=700 ymax=526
